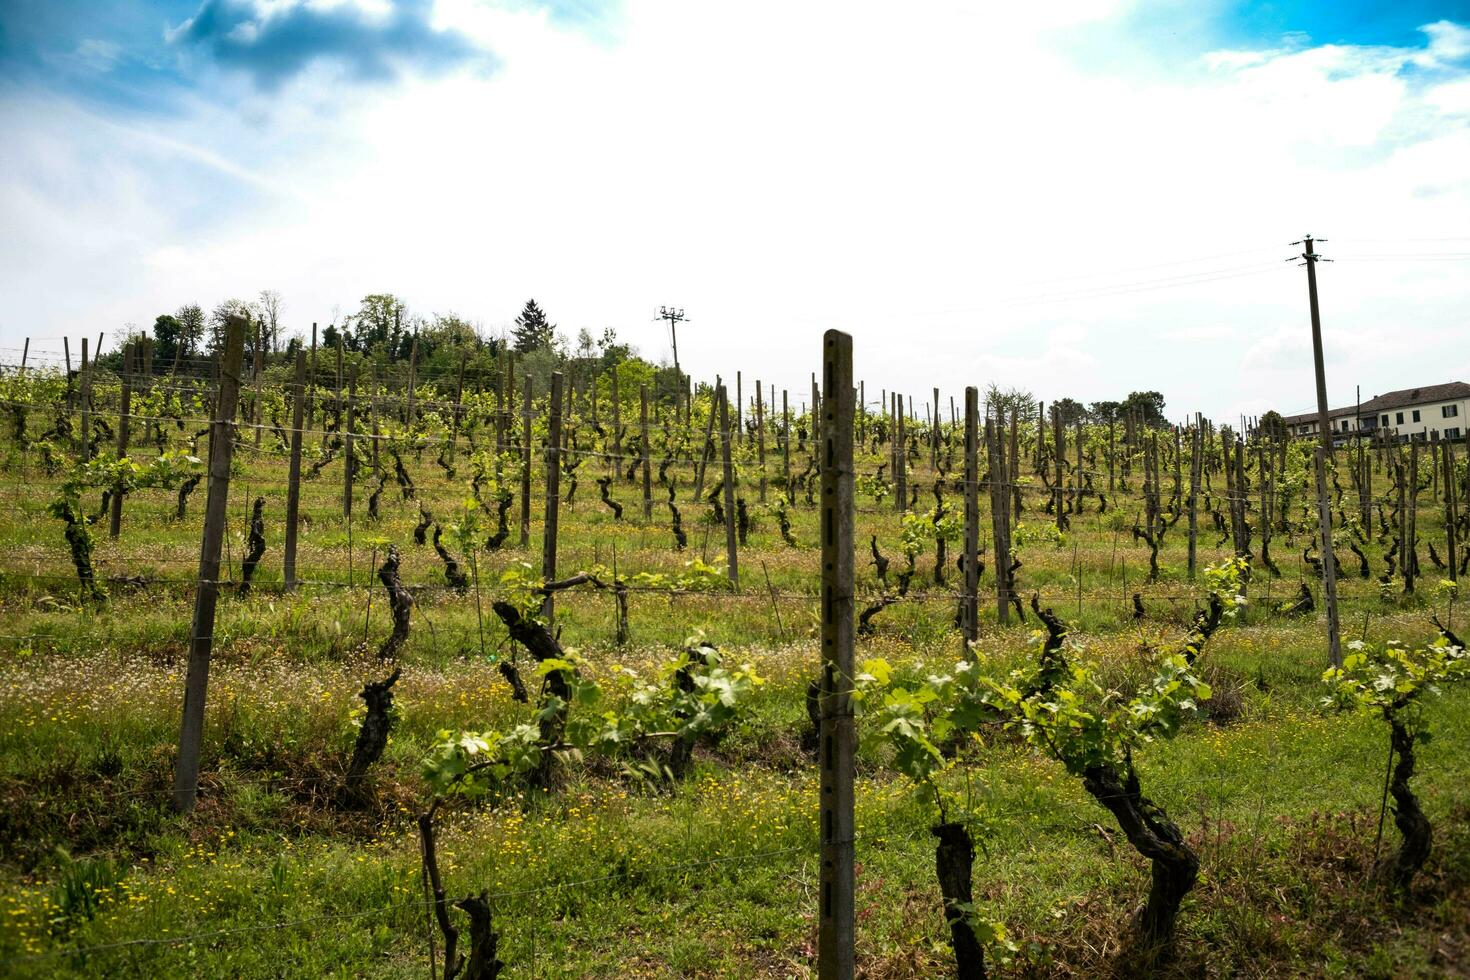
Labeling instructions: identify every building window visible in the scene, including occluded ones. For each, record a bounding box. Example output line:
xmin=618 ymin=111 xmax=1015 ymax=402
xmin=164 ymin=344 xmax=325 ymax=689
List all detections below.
xmin=1448 ymin=427 xmax=1463 ymax=440
xmin=1445 ymin=405 xmax=1460 ymax=418
xmin=1381 ymin=414 xmax=1389 ymax=426
xmin=1412 ymin=409 xmax=1421 ymax=423
xmin=1397 ymin=411 xmax=1405 ymax=424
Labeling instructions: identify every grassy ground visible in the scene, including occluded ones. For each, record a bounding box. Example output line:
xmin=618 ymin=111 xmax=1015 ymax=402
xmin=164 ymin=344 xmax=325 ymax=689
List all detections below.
xmin=1 ymin=383 xmax=1467 ymax=977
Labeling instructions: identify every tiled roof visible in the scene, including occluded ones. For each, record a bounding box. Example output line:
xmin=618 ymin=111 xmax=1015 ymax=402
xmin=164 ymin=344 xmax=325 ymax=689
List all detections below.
xmin=1279 ymin=407 xmax=1355 ymax=427
xmin=1357 ymin=381 xmax=1470 ymax=415
xmin=1278 ymin=381 xmax=1469 ymax=424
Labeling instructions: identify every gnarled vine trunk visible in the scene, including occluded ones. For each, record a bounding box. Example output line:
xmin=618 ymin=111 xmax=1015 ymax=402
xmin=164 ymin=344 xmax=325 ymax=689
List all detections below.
xmin=931 ymin=821 xmax=987 ymax=980
xmin=342 ymin=668 xmax=400 ymax=805
xmin=1383 ymin=715 xmax=1431 ymax=891
xmin=1081 ymin=762 xmax=1198 ymax=947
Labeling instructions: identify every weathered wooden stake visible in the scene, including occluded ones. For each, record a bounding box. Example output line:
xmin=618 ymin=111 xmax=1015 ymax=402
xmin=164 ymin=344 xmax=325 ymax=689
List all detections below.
xmin=109 ymin=342 xmax=133 ymax=539
xmin=718 ymin=386 xmax=739 ymax=589
xmin=173 ymin=314 xmax=246 ymax=813
xmin=284 ymin=351 xmax=306 ymax=590
xmin=519 ymin=378 xmax=533 ymax=548
xmin=640 ymin=384 xmax=652 ymax=519
xmin=542 ymin=372 xmax=564 ymax=620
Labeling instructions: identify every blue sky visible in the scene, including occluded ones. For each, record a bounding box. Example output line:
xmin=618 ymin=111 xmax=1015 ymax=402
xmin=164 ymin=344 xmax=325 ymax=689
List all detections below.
xmin=2 ymin=0 xmax=1468 ymax=419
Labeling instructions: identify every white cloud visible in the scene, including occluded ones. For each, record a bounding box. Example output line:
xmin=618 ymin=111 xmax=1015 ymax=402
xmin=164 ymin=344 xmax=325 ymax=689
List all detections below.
xmin=2 ymin=2 xmax=1468 ymax=422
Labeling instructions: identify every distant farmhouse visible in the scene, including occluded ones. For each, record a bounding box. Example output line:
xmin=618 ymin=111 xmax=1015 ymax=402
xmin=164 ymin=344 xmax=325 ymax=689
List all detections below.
xmin=1279 ymin=381 xmax=1469 ymax=445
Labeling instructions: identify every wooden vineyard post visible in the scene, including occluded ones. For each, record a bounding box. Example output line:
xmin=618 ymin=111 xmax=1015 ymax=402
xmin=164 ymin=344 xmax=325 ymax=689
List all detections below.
xmin=20 ymin=337 xmax=28 ymax=371
xmin=448 ymin=351 xmax=466 ymax=467
xmin=368 ymin=366 xmax=380 ymax=475
xmin=611 ymin=368 xmax=622 ymax=479
xmin=931 ymin=386 xmax=940 ymax=472
xmin=756 ymin=379 xmax=768 ymax=502
xmin=519 ymin=378 xmax=533 ymax=548
xmin=109 ymin=341 xmax=133 ymax=539
xmin=640 ymin=384 xmax=653 ymax=520
xmin=252 ymin=320 xmax=264 ymax=448
xmin=495 ymin=350 xmax=507 ymax=456
xmin=330 ymin=338 xmax=342 ymax=450
xmin=140 ymin=337 xmax=154 ymax=447
xmin=1187 ymin=418 xmax=1201 ymax=579
xmin=736 ymin=371 xmax=743 ymax=446
xmin=962 ymin=387 xmax=980 ymax=643
xmin=693 ymin=374 xmax=719 ymax=501
xmin=1446 ymin=437 xmax=1459 ymax=584
xmin=343 ymin=363 xmax=356 ymax=524
xmin=405 ymin=336 xmax=418 ymax=427
xmin=284 ymin=351 xmax=306 ymax=590
xmin=308 ymin=323 xmax=317 ymax=430
xmin=173 ymin=314 xmax=246 ymax=813
xmin=817 ymin=328 xmax=855 ymax=980
xmin=718 ymin=386 xmax=740 ymax=589
xmin=79 ymin=339 xmax=91 ymax=462
xmin=1406 ymin=439 xmax=1420 ymax=594
xmin=887 ymin=393 xmax=899 ymax=514
xmin=1052 ymin=404 xmax=1064 ymax=532
xmin=782 ymin=389 xmax=792 ymax=504
xmin=988 ymin=410 xmax=1012 ymax=625
xmin=541 ymin=372 xmax=564 ymax=621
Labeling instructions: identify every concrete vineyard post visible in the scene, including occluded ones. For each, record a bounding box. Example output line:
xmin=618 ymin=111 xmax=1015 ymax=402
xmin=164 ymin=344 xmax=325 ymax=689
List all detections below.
xmin=284 ymin=351 xmax=306 ymax=590
xmin=963 ymin=387 xmax=980 ymax=643
xmin=520 ymin=378 xmax=533 ymax=548
xmin=817 ymin=328 xmax=855 ymax=980
xmin=542 ymin=372 xmax=564 ymax=621
xmin=1299 ymin=235 xmax=1342 ymax=668
xmin=173 ymin=314 xmax=246 ymax=813
xmin=718 ymin=387 xmax=739 ymax=590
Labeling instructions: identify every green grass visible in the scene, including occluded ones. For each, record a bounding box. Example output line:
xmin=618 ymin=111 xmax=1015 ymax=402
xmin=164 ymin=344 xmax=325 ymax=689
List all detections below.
xmin=1 ymin=386 xmax=1468 ymax=977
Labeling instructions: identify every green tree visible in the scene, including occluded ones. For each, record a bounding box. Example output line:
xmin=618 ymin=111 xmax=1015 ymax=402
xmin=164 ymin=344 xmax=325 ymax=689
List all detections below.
xmin=1052 ymin=397 xmax=1086 ymax=426
xmin=1258 ymin=410 xmax=1286 ymax=441
xmin=1121 ymin=390 xmax=1168 ymax=427
xmin=151 ymin=315 xmax=184 ymax=366
xmin=511 ymin=299 xmax=556 ymax=354
xmin=207 ymin=299 xmax=255 ymax=354
xmin=1088 ymin=400 xmax=1121 ymax=424
xmin=175 ymin=304 xmax=205 ymax=362
xmin=350 ymin=294 xmax=407 ymax=352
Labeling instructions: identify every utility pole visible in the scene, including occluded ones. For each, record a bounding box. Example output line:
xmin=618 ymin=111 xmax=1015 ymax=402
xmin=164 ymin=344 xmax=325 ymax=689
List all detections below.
xmin=656 ymin=306 xmax=687 ymax=408
xmin=1295 ymin=234 xmax=1342 ymax=669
